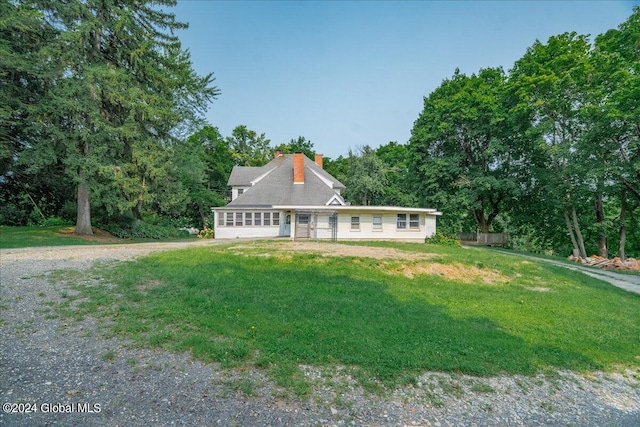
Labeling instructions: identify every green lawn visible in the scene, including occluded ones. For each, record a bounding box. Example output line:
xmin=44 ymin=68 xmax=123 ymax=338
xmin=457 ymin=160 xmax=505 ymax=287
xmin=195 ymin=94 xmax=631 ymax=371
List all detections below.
xmin=0 ymin=225 xmax=197 ymax=248
xmin=58 ymin=240 xmax=640 ymax=393
xmin=0 ymin=226 xmax=102 ymax=248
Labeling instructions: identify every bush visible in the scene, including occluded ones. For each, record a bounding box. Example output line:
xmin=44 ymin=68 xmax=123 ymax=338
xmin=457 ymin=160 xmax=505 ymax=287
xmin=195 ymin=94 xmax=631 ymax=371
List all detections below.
xmin=425 ymin=232 xmax=461 ymax=247
xmin=104 ymin=221 xmax=183 ymax=239
xmin=41 ymin=217 xmax=72 ymax=227
xmin=198 ymin=228 xmax=215 ymax=239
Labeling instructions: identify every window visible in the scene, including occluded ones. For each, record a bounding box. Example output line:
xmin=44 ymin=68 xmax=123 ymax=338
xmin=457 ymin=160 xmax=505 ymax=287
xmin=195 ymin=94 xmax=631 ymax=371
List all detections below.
xmin=329 ymin=214 xmax=338 ymax=227
xmin=220 ymin=211 xmax=280 ymax=227
xmin=373 ymin=215 xmax=382 ymax=231
xmin=351 ymin=216 xmax=360 ymax=230
xmin=397 ymin=214 xmax=407 ymax=229
xmin=237 ymin=188 xmax=244 ymax=195
xmin=409 ymin=214 xmax=420 ymax=229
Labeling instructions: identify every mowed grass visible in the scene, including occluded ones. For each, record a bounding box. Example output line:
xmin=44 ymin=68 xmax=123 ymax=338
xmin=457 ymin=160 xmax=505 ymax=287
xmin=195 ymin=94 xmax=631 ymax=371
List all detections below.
xmin=60 ymin=241 xmax=640 ymax=392
xmin=0 ymin=226 xmax=101 ymax=248
xmin=0 ymin=225 xmax=196 ymax=248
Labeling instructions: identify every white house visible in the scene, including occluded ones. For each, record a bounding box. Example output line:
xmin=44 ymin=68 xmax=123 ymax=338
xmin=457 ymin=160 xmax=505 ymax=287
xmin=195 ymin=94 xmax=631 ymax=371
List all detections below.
xmin=212 ymin=152 xmax=441 ymax=241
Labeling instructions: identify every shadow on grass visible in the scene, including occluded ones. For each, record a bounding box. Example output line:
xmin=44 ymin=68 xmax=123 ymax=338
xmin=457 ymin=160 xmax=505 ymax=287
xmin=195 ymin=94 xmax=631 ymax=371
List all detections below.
xmin=68 ymin=248 xmax=605 ymax=386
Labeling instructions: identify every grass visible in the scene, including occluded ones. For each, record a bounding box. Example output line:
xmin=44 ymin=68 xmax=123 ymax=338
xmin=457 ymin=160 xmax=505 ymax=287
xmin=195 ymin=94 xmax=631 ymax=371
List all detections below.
xmin=0 ymin=225 xmax=197 ymax=248
xmin=56 ymin=240 xmax=640 ymax=393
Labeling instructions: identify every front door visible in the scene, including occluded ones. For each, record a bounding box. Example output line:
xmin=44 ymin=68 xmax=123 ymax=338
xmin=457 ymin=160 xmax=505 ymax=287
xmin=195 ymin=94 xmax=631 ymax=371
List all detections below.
xmin=296 ymin=214 xmax=310 ymax=239
xmin=281 ymin=214 xmax=291 ymax=237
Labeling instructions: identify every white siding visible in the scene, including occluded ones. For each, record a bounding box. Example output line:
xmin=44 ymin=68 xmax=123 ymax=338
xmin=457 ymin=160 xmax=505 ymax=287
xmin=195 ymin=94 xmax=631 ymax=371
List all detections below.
xmin=335 ymin=212 xmax=433 ymax=241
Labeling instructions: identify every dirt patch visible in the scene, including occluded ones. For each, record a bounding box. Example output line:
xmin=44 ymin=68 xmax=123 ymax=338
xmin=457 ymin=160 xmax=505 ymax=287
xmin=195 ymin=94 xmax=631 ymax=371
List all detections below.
xmin=386 ymin=261 xmax=507 ymax=284
xmin=231 ymin=241 xmax=437 ymax=261
xmin=137 ymin=279 xmax=165 ymax=295
xmin=58 ymin=227 xmax=122 ymax=243
xmin=230 ymin=241 xmax=508 ymax=284
xmin=526 ymin=286 xmax=552 ymax=292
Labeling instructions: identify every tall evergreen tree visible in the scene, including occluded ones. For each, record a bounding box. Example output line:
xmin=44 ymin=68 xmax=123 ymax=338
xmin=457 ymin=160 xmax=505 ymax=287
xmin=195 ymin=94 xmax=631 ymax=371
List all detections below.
xmin=16 ymin=0 xmax=218 ymax=234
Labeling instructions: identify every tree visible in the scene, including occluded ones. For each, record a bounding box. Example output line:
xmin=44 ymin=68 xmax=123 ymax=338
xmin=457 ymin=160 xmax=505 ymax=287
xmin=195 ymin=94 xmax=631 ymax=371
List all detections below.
xmin=0 ymin=1 xmax=74 ymax=224
xmin=341 ymin=146 xmax=387 ymax=206
xmin=273 ymin=136 xmax=315 ymax=159
xmin=510 ymin=33 xmax=594 ymax=257
xmin=182 ymin=125 xmax=232 ymax=227
xmin=590 ymin=7 xmax=640 ymax=259
xmin=227 ymin=125 xmax=271 ymax=166
xmin=15 ymin=0 xmax=218 ymax=234
xmin=409 ymin=67 xmax=523 ymax=234
xmin=376 ymin=141 xmax=417 ymax=207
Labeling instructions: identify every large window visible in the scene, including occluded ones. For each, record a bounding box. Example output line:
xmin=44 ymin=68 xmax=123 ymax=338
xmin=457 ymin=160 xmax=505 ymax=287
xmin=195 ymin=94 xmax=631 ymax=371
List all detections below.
xmin=397 ymin=213 xmax=420 ymax=230
xmin=217 ymin=211 xmax=281 ymax=227
xmin=373 ymin=215 xmax=382 ymax=231
xmin=351 ymin=216 xmax=360 ymax=230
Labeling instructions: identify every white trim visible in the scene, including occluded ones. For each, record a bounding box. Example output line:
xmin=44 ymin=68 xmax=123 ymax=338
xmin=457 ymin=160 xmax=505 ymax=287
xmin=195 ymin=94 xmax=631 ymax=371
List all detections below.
xmin=325 ymin=194 xmax=346 ymax=206
xmin=250 ymin=166 xmax=278 ymax=186
xmin=271 ymin=205 xmax=442 ymax=215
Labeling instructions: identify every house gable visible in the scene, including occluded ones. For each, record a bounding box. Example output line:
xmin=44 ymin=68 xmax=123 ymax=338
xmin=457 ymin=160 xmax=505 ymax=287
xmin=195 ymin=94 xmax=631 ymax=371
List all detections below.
xmin=227 ymin=154 xmax=345 ymax=207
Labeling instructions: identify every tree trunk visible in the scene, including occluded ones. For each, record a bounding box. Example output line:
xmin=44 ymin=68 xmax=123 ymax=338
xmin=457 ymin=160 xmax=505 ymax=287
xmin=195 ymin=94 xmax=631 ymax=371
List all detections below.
xmin=75 ymin=166 xmax=93 ymax=235
xmin=564 ymin=207 xmax=580 ymax=256
xmin=473 ymin=208 xmax=490 ymax=234
xmin=618 ymin=189 xmax=627 ymax=261
xmin=594 ymin=191 xmax=608 ymax=258
xmin=572 ymin=205 xmax=587 ymax=259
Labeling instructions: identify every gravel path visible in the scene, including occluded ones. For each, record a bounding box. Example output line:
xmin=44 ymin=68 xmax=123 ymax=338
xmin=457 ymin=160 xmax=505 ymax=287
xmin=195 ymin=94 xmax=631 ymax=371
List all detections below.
xmin=494 ymin=250 xmax=640 ymax=295
xmin=1 ymin=241 xmax=639 ymax=426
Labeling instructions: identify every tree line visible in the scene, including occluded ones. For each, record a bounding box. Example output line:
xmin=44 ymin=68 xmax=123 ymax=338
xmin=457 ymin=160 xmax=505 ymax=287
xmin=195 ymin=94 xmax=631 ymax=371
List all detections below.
xmin=407 ymin=8 xmax=640 ymax=259
xmin=2 ymin=2 xmax=638 ymax=258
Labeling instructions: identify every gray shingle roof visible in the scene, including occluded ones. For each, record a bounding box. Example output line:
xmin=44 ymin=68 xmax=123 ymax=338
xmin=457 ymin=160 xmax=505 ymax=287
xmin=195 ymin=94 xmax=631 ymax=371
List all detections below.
xmin=227 ymin=154 xmax=346 ymax=207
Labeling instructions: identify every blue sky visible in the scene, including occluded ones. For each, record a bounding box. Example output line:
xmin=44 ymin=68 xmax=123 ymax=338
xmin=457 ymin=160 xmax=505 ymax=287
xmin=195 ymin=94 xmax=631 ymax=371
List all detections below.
xmin=172 ymin=1 xmax=638 ymax=159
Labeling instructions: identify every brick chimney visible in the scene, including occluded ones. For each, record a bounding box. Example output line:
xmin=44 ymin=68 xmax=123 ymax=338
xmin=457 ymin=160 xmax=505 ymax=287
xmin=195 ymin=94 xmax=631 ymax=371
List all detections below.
xmin=274 ymin=150 xmax=283 ymax=158
xmin=293 ymin=152 xmax=304 ymax=184
xmin=314 ymin=154 xmax=323 ymax=169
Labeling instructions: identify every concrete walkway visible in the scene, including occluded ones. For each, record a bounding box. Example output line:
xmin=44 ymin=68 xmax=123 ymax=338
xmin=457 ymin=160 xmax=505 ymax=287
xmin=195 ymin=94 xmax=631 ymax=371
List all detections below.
xmin=495 ymin=250 xmax=640 ymax=296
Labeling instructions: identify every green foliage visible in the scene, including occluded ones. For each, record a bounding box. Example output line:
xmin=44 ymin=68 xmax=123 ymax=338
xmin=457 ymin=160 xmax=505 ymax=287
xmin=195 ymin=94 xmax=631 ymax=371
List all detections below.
xmin=59 ymin=242 xmax=640 ymax=393
xmin=273 ymin=136 xmax=316 ymax=160
xmin=341 ymin=145 xmax=388 ymax=206
xmin=41 ymin=217 xmax=72 ymax=227
xmin=425 ymin=232 xmax=461 ymax=247
xmin=227 ymin=125 xmax=272 ymax=166
xmin=2 ymin=0 xmax=219 ymax=234
xmin=104 ymin=221 xmax=186 ymax=240
xmin=409 ymin=67 xmax=526 ymax=234
xmin=198 ymin=228 xmax=215 ymax=239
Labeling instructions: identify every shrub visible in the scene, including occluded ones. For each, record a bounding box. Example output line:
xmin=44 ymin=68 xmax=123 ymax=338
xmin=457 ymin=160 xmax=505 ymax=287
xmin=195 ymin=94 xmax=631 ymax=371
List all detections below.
xmin=198 ymin=228 xmax=215 ymax=239
xmin=425 ymin=232 xmax=461 ymax=247
xmin=104 ymin=221 xmax=182 ymax=239
xmin=41 ymin=217 xmax=72 ymax=227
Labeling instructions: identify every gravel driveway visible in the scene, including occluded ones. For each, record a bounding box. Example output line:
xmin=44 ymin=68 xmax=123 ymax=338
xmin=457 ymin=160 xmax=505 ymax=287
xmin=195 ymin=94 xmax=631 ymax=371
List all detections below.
xmin=1 ymin=241 xmax=639 ymax=426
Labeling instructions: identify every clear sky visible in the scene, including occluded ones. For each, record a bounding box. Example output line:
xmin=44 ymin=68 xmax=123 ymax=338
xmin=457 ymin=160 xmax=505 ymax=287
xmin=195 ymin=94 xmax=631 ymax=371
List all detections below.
xmin=171 ymin=0 xmax=638 ymax=159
